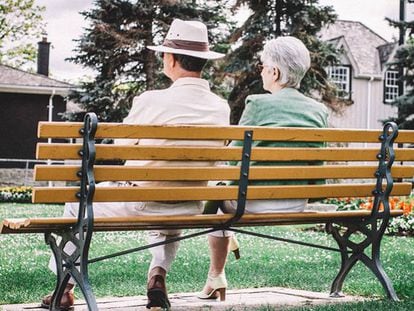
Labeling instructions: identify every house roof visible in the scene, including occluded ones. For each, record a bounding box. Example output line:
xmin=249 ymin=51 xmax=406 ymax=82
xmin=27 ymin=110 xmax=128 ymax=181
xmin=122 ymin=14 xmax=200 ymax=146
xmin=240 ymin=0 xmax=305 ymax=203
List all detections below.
xmin=377 ymin=42 xmax=398 ymax=70
xmin=325 ymin=35 xmax=360 ymax=74
xmin=0 ymin=64 xmax=74 ymax=96
xmin=319 ymin=20 xmax=391 ymax=77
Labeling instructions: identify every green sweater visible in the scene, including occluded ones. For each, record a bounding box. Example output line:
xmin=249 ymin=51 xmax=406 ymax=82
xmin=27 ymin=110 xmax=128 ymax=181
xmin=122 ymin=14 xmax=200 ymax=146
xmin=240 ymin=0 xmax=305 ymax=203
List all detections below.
xmin=230 ymin=88 xmax=328 ymax=185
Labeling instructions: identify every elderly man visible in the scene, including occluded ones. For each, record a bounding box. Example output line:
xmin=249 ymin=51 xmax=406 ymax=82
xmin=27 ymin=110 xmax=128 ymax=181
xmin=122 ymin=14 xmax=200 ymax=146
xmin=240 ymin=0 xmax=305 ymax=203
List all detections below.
xmin=42 ymin=19 xmax=230 ymax=310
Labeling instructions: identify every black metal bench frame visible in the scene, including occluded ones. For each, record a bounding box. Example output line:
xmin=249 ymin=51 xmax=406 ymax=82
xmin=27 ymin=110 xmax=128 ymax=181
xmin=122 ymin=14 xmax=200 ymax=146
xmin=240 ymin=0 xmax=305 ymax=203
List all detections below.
xmin=46 ymin=112 xmax=400 ymax=310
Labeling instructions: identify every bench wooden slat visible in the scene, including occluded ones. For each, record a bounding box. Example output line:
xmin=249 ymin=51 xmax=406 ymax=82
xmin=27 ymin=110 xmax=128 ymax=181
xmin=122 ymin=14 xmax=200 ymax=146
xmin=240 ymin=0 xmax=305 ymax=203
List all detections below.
xmin=32 ymin=183 xmax=412 ymax=203
xmin=34 ymin=165 xmax=414 ymax=181
xmin=36 ymin=144 xmax=414 ymax=161
xmin=37 ymin=122 xmax=414 ymax=143
xmin=1 ymin=210 xmax=404 ymax=234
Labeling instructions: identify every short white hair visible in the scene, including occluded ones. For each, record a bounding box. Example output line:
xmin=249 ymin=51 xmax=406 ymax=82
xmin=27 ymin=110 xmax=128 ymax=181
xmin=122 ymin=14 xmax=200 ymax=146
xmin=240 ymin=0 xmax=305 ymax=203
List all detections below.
xmin=260 ymin=36 xmax=311 ymax=88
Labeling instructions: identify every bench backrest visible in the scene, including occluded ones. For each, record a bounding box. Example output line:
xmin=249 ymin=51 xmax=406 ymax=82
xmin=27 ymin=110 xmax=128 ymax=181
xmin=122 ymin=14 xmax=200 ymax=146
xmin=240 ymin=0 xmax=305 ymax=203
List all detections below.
xmin=32 ymin=115 xmax=414 ymax=207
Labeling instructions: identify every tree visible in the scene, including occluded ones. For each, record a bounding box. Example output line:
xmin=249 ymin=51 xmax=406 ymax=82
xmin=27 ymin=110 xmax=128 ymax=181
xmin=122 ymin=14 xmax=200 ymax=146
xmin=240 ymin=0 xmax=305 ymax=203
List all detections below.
xmin=66 ymin=0 xmax=232 ymax=122
xmin=218 ymin=0 xmax=340 ymax=124
xmin=0 ymin=0 xmax=45 ymax=68
xmin=385 ymin=18 xmax=414 ymax=129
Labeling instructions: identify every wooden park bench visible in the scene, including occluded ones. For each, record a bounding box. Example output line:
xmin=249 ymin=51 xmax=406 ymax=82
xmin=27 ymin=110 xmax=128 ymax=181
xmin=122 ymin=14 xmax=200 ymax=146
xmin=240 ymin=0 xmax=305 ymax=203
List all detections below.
xmin=1 ymin=112 xmax=414 ymax=310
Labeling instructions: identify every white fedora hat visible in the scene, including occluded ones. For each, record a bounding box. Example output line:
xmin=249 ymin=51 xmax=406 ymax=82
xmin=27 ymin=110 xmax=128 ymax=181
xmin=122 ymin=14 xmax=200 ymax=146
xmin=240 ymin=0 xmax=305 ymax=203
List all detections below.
xmin=147 ymin=19 xmax=225 ymax=60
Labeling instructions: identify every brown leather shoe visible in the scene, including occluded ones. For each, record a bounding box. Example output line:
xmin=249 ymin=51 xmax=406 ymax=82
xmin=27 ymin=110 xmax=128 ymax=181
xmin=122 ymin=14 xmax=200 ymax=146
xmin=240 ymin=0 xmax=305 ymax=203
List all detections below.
xmin=40 ymin=285 xmax=75 ymax=310
xmin=146 ymin=274 xmax=171 ymax=310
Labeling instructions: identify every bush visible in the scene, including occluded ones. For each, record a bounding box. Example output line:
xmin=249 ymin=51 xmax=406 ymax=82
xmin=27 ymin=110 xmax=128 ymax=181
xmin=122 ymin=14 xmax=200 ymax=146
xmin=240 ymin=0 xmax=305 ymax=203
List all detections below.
xmin=387 ymin=213 xmax=414 ymax=236
xmin=321 ymin=196 xmax=414 ymax=236
xmin=0 ymin=186 xmax=32 ymax=203
xmin=322 ymin=197 xmax=366 ymax=211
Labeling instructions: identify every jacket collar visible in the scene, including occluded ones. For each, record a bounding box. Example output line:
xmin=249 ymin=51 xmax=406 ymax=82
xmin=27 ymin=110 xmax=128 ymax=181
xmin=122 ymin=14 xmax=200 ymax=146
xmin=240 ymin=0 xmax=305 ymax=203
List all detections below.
xmin=170 ymin=77 xmax=210 ymax=90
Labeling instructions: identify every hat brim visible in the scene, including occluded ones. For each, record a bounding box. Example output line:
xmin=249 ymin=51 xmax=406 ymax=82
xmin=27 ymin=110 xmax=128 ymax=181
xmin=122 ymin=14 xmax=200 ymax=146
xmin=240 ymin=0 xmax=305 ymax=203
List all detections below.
xmin=147 ymin=45 xmax=225 ymax=60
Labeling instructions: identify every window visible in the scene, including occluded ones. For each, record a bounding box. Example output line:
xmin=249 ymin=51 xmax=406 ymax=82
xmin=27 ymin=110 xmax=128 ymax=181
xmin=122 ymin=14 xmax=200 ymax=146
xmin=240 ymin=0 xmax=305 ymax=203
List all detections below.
xmin=384 ymin=70 xmax=399 ymax=103
xmin=327 ymin=65 xmax=352 ymax=99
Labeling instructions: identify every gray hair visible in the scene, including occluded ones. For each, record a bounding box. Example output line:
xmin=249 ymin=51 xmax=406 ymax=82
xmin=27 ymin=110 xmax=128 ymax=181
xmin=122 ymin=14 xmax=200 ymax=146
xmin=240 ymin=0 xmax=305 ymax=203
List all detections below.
xmin=260 ymin=36 xmax=311 ymax=88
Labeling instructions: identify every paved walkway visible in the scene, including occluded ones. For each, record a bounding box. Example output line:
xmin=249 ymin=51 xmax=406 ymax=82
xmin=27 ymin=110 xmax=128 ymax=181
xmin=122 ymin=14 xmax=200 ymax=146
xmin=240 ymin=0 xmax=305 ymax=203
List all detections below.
xmin=1 ymin=287 xmax=363 ymax=310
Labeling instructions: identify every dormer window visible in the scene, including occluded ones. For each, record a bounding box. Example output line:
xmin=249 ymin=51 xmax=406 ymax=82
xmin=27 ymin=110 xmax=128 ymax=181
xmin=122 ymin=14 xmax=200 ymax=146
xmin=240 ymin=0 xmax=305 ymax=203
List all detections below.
xmin=384 ymin=70 xmax=399 ymax=103
xmin=327 ymin=65 xmax=352 ymax=99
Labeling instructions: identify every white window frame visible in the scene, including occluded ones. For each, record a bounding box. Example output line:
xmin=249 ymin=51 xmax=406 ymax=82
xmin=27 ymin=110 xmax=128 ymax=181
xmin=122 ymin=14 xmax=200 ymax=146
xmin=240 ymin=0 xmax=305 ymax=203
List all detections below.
xmin=384 ymin=70 xmax=399 ymax=103
xmin=327 ymin=65 xmax=352 ymax=99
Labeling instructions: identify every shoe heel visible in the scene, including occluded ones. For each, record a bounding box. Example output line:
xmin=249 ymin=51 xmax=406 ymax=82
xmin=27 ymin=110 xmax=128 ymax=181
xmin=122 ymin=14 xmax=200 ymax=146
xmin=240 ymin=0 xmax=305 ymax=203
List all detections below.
xmin=229 ymin=236 xmax=240 ymax=259
xmin=218 ymin=287 xmax=226 ymax=301
xmin=198 ymin=273 xmax=228 ymax=301
xmin=232 ymin=248 xmax=240 ymax=259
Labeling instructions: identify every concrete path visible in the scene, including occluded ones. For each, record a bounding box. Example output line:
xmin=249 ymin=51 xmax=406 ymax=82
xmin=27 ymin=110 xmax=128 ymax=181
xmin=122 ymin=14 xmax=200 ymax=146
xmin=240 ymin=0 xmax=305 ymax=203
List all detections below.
xmin=1 ymin=287 xmax=364 ymax=311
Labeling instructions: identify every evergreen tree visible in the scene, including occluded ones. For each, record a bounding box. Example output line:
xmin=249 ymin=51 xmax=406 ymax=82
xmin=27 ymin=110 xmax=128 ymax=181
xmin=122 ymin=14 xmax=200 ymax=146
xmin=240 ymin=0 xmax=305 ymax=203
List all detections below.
xmin=220 ymin=0 xmax=339 ymax=124
xmin=385 ymin=18 xmax=414 ymax=129
xmin=66 ymin=0 xmax=232 ymax=122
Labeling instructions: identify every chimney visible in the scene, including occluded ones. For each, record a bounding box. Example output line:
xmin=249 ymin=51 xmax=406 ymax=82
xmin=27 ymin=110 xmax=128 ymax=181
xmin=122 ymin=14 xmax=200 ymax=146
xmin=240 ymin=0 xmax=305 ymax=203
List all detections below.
xmin=37 ymin=37 xmax=50 ymax=76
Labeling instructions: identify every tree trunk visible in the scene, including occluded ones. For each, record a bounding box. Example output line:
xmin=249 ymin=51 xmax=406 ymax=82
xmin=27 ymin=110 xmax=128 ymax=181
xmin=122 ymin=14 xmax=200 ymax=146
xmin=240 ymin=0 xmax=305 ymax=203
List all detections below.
xmin=144 ymin=3 xmax=156 ymax=90
xmin=275 ymin=0 xmax=282 ymax=36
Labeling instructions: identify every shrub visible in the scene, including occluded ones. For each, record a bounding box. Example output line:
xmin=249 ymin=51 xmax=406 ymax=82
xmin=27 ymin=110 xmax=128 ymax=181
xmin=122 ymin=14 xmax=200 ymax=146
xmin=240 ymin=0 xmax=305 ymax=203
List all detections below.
xmin=0 ymin=186 xmax=32 ymax=203
xmin=387 ymin=213 xmax=414 ymax=236
xmin=322 ymin=197 xmax=366 ymax=211
xmin=359 ymin=196 xmax=413 ymax=215
xmin=321 ymin=196 xmax=414 ymax=236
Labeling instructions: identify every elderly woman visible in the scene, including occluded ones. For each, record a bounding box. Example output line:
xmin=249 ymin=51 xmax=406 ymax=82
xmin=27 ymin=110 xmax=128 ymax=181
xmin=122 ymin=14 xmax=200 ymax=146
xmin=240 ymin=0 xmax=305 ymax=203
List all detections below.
xmin=198 ymin=36 xmax=328 ymax=301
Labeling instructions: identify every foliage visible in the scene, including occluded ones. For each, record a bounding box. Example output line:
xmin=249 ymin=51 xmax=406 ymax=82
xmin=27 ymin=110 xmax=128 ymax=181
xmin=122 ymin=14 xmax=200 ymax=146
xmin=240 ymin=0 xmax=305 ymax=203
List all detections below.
xmin=65 ymin=0 xmax=233 ymax=122
xmin=0 ymin=186 xmax=32 ymax=203
xmin=322 ymin=197 xmax=366 ymax=211
xmin=384 ymin=18 xmax=414 ymax=129
xmin=218 ymin=0 xmax=340 ymax=124
xmin=321 ymin=196 xmax=414 ymax=236
xmin=387 ymin=213 xmax=414 ymax=236
xmin=359 ymin=196 xmax=413 ymax=215
xmin=0 ymin=0 xmax=45 ymax=68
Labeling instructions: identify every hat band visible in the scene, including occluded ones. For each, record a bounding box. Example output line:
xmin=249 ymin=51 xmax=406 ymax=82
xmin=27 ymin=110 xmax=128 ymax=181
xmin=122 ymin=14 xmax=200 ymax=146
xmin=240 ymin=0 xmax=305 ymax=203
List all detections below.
xmin=163 ymin=39 xmax=209 ymax=52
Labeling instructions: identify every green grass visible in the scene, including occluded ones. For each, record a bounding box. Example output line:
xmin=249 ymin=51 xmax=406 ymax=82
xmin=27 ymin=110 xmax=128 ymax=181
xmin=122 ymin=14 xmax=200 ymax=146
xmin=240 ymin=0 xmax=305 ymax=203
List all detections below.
xmin=0 ymin=203 xmax=413 ymax=311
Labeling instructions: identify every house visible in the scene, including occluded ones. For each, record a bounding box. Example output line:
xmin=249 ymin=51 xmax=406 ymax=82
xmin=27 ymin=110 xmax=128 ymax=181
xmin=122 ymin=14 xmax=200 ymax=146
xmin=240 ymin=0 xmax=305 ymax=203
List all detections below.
xmin=0 ymin=38 xmax=73 ymax=168
xmin=319 ymin=20 xmax=398 ymax=130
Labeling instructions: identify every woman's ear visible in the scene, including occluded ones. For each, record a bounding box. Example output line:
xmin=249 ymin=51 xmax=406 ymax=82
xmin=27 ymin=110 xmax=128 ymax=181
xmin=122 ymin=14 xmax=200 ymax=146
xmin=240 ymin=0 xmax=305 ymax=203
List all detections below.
xmin=273 ymin=67 xmax=280 ymax=82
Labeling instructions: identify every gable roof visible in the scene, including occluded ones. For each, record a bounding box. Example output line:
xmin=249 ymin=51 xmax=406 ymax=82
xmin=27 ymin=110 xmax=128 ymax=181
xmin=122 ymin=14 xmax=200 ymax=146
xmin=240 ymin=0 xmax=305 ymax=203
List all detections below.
xmin=377 ymin=42 xmax=398 ymax=70
xmin=0 ymin=64 xmax=74 ymax=96
xmin=326 ymin=35 xmax=359 ymax=72
xmin=319 ymin=20 xmax=390 ymax=77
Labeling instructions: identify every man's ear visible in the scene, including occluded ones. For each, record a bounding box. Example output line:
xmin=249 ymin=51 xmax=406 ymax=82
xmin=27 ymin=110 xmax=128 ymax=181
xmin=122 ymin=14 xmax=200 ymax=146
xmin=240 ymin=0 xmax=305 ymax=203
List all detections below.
xmin=167 ymin=53 xmax=176 ymax=68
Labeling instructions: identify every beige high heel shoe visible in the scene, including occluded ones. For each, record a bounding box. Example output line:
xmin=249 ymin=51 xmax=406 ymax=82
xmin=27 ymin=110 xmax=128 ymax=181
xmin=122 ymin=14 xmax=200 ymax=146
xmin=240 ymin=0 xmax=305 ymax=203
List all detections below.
xmin=197 ymin=273 xmax=228 ymax=301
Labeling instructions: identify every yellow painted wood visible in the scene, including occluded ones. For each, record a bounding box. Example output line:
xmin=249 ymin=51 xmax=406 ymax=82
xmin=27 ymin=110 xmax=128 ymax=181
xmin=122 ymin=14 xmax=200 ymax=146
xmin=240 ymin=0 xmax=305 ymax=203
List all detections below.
xmin=36 ymin=143 xmax=414 ymax=162
xmin=34 ymin=164 xmax=414 ymax=181
xmin=32 ymin=183 xmax=412 ymax=203
xmin=4 ymin=122 xmax=411 ymax=235
xmin=37 ymin=122 xmax=414 ymax=143
xmin=1 ymin=209 xmax=404 ymax=234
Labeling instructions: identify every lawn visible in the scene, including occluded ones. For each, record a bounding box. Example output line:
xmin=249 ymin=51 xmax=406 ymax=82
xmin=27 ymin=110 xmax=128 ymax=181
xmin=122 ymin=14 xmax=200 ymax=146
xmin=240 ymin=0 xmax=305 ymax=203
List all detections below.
xmin=0 ymin=203 xmax=413 ymax=311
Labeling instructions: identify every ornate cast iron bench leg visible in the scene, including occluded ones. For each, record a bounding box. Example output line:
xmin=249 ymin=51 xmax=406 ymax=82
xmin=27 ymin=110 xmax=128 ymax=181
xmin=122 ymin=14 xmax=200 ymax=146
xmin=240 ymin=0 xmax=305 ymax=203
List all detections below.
xmin=327 ymin=219 xmax=398 ymax=301
xmin=46 ymin=113 xmax=99 ymax=310
xmin=46 ymin=227 xmax=99 ymax=310
xmin=328 ymin=122 xmax=399 ymax=301
xmin=47 ymin=232 xmax=73 ymax=311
